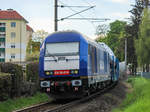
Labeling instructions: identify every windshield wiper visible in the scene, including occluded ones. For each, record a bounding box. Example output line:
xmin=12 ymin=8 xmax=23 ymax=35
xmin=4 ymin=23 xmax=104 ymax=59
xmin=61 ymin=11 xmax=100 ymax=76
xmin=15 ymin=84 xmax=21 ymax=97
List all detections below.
xmin=46 ymin=50 xmax=57 ymax=62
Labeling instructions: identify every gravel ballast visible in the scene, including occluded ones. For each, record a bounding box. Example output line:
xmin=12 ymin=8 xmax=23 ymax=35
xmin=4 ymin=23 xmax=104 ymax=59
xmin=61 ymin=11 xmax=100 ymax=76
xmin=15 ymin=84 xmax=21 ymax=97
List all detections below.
xmin=64 ymin=81 xmax=130 ymax=112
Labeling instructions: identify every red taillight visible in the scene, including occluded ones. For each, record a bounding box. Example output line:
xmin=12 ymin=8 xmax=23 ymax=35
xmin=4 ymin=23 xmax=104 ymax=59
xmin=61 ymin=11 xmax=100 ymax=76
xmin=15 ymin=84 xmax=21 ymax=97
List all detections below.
xmin=55 ymin=82 xmax=59 ymax=86
xmin=67 ymin=81 xmax=71 ymax=86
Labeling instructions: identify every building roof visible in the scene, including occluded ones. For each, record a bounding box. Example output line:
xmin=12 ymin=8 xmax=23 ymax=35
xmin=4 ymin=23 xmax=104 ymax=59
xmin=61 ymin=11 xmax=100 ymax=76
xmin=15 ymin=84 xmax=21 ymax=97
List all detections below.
xmin=26 ymin=25 xmax=34 ymax=32
xmin=0 ymin=9 xmax=28 ymax=23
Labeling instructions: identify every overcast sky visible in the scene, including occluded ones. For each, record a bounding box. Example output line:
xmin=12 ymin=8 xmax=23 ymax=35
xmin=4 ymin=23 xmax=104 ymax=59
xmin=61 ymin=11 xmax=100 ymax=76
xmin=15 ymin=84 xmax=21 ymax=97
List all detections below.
xmin=1 ymin=0 xmax=135 ymax=39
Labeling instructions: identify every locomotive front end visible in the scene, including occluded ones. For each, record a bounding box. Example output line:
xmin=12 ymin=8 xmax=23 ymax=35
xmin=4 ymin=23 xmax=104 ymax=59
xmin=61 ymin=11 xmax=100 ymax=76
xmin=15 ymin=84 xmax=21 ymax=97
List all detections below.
xmin=39 ymin=32 xmax=88 ymax=99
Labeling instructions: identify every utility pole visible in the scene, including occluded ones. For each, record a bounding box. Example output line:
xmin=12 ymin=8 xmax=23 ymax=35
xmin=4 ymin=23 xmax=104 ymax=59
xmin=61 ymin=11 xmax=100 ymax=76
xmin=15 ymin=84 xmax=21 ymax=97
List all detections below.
xmin=54 ymin=0 xmax=58 ymax=31
xmin=125 ymin=38 xmax=127 ymax=71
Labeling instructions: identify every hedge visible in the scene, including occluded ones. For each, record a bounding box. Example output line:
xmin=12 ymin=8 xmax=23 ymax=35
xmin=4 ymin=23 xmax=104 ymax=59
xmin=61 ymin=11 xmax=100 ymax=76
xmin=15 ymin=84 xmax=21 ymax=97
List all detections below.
xmin=0 ymin=63 xmax=23 ymax=97
xmin=0 ymin=73 xmax=12 ymax=101
xmin=0 ymin=62 xmax=40 ymax=101
xmin=26 ymin=62 xmax=39 ymax=90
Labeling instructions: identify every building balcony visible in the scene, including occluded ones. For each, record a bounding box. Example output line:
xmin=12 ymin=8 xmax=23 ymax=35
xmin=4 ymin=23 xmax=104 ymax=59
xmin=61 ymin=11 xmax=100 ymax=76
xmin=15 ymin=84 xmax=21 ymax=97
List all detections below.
xmin=0 ymin=58 xmax=5 ymax=62
xmin=0 ymin=27 xmax=5 ymax=32
xmin=0 ymin=35 xmax=5 ymax=38
xmin=0 ymin=25 xmax=5 ymax=27
xmin=0 ymin=38 xmax=5 ymax=42
xmin=0 ymin=44 xmax=5 ymax=48
xmin=0 ymin=46 xmax=5 ymax=48
xmin=0 ymin=48 xmax=5 ymax=52
xmin=0 ymin=32 xmax=5 ymax=34
xmin=0 ymin=23 xmax=5 ymax=28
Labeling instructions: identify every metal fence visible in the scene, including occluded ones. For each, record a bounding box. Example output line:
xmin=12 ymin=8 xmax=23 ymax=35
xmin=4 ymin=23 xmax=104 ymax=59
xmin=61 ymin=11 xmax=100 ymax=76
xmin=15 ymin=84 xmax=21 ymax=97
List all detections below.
xmin=137 ymin=72 xmax=150 ymax=78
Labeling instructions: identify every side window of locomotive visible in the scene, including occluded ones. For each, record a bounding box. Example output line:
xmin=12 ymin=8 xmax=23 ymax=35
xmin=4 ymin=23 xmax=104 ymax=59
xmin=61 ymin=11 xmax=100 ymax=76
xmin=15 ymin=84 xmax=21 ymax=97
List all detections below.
xmin=88 ymin=45 xmax=98 ymax=74
xmin=104 ymin=52 xmax=107 ymax=72
xmin=94 ymin=47 xmax=98 ymax=73
xmin=91 ymin=46 xmax=96 ymax=73
xmin=100 ymin=50 xmax=104 ymax=72
xmin=88 ymin=45 xmax=91 ymax=54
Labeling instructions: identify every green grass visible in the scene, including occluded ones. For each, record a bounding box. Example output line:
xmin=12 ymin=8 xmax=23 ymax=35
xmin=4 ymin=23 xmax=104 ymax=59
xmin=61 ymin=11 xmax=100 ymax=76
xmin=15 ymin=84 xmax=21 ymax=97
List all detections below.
xmin=0 ymin=92 xmax=51 ymax=112
xmin=113 ymin=77 xmax=150 ymax=112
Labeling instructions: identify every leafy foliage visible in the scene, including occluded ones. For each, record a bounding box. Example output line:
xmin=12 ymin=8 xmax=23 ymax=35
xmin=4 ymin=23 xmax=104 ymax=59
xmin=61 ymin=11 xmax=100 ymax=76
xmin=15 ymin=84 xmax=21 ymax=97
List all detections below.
xmin=26 ymin=62 xmax=39 ymax=89
xmin=96 ymin=20 xmax=127 ymax=61
xmin=26 ymin=39 xmax=40 ymax=61
xmin=123 ymin=0 xmax=144 ymax=74
xmin=0 ymin=63 xmax=23 ymax=98
xmin=26 ymin=51 xmax=39 ymax=62
xmin=96 ymin=0 xmax=145 ymax=74
xmin=32 ymin=30 xmax=49 ymax=43
xmin=135 ymin=9 xmax=150 ymax=66
xmin=0 ymin=73 xmax=12 ymax=101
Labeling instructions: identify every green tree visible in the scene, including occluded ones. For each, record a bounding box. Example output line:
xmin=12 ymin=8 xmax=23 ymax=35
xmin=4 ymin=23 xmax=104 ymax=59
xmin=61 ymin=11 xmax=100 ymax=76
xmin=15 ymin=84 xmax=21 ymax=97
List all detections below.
xmin=135 ymin=9 xmax=150 ymax=71
xmin=33 ymin=30 xmax=49 ymax=43
xmin=26 ymin=38 xmax=41 ymax=62
xmin=126 ymin=0 xmax=144 ymax=74
xmin=26 ymin=30 xmax=48 ymax=61
xmin=26 ymin=38 xmax=32 ymax=54
xmin=96 ymin=20 xmax=127 ymax=61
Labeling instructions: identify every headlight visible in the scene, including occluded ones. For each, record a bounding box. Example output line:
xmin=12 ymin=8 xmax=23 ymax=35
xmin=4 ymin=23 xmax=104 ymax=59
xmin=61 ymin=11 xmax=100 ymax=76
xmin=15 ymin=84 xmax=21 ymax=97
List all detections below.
xmin=72 ymin=80 xmax=82 ymax=86
xmin=45 ymin=71 xmax=50 ymax=75
xmin=71 ymin=70 xmax=78 ymax=74
xmin=41 ymin=81 xmax=50 ymax=87
xmin=74 ymin=70 xmax=78 ymax=74
xmin=45 ymin=71 xmax=53 ymax=75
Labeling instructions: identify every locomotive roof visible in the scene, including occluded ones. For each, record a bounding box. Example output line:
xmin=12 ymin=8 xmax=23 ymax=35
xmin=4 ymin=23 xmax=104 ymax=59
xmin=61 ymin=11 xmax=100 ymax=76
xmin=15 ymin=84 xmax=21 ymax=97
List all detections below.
xmin=45 ymin=30 xmax=88 ymax=43
xmin=98 ymin=42 xmax=115 ymax=57
xmin=45 ymin=30 xmax=110 ymax=53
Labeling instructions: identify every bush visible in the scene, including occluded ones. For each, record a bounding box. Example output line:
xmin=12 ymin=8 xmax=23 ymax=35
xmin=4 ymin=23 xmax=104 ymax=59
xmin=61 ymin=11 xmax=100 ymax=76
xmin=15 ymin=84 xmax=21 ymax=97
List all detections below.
xmin=21 ymin=82 xmax=37 ymax=96
xmin=0 ymin=73 xmax=12 ymax=101
xmin=26 ymin=51 xmax=39 ymax=62
xmin=0 ymin=63 xmax=23 ymax=97
xmin=26 ymin=62 xmax=39 ymax=91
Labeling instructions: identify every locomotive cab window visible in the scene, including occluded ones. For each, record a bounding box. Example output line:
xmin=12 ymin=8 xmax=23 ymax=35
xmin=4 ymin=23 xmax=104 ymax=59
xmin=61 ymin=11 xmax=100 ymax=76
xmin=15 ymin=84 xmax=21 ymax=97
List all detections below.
xmin=45 ymin=42 xmax=79 ymax=56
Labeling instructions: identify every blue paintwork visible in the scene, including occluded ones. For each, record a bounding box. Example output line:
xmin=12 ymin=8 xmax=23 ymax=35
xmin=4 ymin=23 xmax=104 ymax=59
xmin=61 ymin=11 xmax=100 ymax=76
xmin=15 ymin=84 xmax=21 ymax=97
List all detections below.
xmin=39 ymin=31 xmax=119 ymax=82
xmin=39 ymin=32 xmax=88 ymax=78
xmin=116 ymin=58 xmax=120 ymax=80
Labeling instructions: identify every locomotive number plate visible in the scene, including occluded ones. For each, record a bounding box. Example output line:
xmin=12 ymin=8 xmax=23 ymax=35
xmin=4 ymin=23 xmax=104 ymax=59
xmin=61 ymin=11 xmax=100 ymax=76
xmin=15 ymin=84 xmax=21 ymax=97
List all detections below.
xmin=54 ymin=70 xmax=70 ymax=75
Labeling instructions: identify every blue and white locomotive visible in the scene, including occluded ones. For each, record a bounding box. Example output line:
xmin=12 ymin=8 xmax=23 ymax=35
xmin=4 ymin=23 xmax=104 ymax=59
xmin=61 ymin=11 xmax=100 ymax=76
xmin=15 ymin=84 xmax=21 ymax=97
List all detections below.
xmin=39 ymin=31 xmax=119 ymax=99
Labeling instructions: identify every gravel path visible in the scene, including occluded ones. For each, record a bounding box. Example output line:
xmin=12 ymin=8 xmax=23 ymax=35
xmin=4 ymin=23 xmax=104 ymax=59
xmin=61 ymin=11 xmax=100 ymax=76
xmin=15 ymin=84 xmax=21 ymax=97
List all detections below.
xmin=64 ymin=81 xmax=130 ymax=112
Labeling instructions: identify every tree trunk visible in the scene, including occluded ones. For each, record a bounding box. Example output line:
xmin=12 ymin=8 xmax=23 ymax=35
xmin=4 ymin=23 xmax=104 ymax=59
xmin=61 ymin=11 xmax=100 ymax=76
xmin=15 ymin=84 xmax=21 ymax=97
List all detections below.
xmin=146 ymin=64 xmax=149 ymax=72
xmin=143 ymin=65 xmax=145 ymax=72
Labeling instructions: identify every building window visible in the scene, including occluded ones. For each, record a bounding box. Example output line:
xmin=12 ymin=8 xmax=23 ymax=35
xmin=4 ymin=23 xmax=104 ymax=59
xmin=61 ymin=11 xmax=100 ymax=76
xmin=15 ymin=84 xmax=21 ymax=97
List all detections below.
xmin=11 ymin=43 xmax=15 ymax=48
xmin=11 ymin=54 xmax=15 ymax=59
xmin=11 ymin=22 xmax=16 ymax=27
xmin=11 ymin=32 xmax=16 ymax=38
xmin=0 ymin=34 xmax=5 ymax=37
xmin=0 ymin=23 xmax=5 ymax=27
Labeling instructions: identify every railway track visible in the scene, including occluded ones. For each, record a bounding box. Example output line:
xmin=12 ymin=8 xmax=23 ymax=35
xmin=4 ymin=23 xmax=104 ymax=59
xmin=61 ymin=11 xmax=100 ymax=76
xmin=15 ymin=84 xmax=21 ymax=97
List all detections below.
xmin=14 ymin=82 xmax=116 ymax=112
xmin=13 ymin=102 xmax=61 ymax=112
xmin=44 ymin=82 xmax=116 ymax=112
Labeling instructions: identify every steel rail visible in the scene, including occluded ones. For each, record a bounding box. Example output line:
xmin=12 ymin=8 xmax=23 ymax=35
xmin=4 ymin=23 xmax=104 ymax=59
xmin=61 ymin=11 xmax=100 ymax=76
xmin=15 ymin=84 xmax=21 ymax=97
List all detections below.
xmin=13 ymin=102 xmax=52 ymax=112
xmin=44 ymin=82 xmax=117 ymax=112
xmin=13 ymin=82 xmax=117 ymax=112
